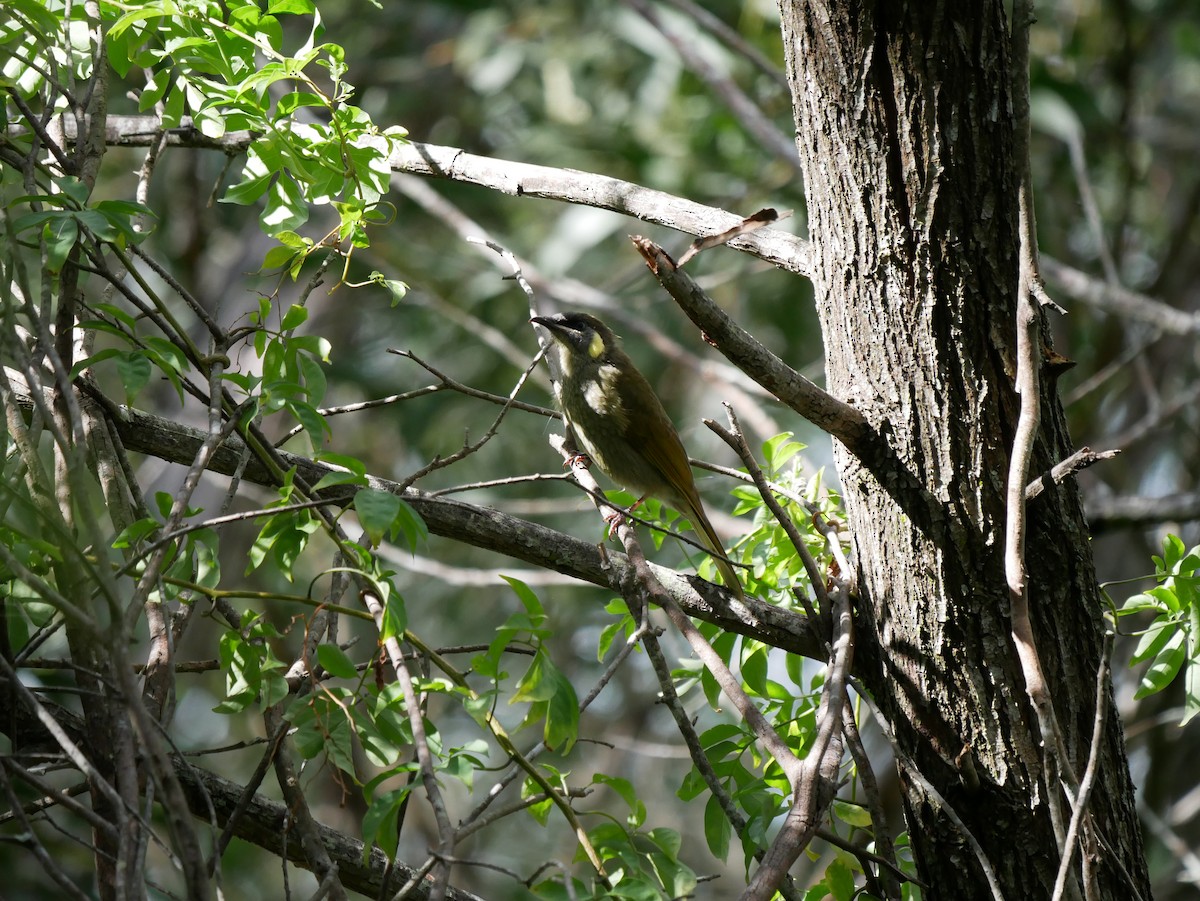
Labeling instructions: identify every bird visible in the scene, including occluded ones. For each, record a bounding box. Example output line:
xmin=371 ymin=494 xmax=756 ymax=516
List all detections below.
xmin=532 ymin=311 xmax=744 ymax=599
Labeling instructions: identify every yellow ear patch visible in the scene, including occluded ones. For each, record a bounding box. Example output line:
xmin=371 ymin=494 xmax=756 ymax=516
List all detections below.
xmin=588 ymin=331 xmax=605 ymax=359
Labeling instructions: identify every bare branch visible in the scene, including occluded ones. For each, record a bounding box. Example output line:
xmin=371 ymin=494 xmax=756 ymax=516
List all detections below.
xmin=171 ymin=763 xmax=488 ymax=901
xmin=1088 ymin=491 xmax=1200 ymax=530
xmin=1009 ymin=1 xmax=1079 ymax=891
xmin=3 ymin=378 xmax=821 ymax=659
xmin=61 ymin=116 xmax=812 ymax=274
xmin=1042 ymin=256 xmax=1200 ymax=335
xmin=62 ymin=115 xmax=1200 ymax=339
xmin=1052 ymin=633 xmax=1114 ymax=901
xmin=742 ymin=578 xmax=853 ymax=900
xmin=1025 ymin=447 xmax=1121 ymax=502
xmin=631 ymin=236 xmax=872 ymax=454
xmin=388 ymin=349 xmax=557 ymax=419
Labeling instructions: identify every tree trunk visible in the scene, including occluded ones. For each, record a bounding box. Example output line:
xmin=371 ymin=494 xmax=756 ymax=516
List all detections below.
xmin=778 ymin=3 xmax=1150 ymax=897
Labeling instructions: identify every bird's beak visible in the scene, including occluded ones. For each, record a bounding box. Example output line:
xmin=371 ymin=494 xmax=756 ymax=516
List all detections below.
xmin=531 ymin=315 xmax=566 ymax=337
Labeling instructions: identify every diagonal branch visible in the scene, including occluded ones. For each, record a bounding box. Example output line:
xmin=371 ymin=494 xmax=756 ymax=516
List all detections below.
xmin=631 ymin=236 xmax=872 ymax=454
xmin=9 ymin=373 xmax=825 ymax=661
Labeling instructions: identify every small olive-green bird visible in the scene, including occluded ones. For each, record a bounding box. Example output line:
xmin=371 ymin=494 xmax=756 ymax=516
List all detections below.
xmin=533 ymin=311 xmax=744 ymax=598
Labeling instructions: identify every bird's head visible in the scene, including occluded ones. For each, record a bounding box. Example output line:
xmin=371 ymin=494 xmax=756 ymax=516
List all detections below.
xmin=531 ymin=312 xmax=618 ymax=363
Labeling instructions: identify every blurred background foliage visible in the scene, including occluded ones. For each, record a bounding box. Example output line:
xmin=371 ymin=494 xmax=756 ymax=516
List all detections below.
xmin=32 ymin=0 xmax=1200 ymax=896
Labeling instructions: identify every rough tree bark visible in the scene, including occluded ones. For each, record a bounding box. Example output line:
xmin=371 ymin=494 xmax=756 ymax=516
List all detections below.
xmin=778 ymin=3 xmax=1150 ymax=898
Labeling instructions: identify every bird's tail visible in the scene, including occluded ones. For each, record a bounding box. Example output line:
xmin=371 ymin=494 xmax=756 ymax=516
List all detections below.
xmin=681 ymin=496 xmax=745 ymax=600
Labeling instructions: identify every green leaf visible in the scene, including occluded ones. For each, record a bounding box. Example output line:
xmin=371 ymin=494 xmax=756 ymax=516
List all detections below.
xmin=290 ymin=334 xmax=333 ymax=362
xmin=1120 ymin=592 xmax=1166 ymax=615
xmin=390 ymin=498 xmax=428 ymax=550
xmin=512 ymin=649 xmax=556 ymax=704
xmin=225 ymin=169 xmax=274 ymax=206
xmin=43 ymin=215 xmax=79 ymax=273
xmin=297 ymin=351 xmax=327 ymax=406
xmin=261 ymin=172 xmax=309 ymax=233
xmin=269 ymin=0 xmax=317 ymax=13
xmin=704 ymin=792 xmax=731 ymax=860
xmin=317 ymin=643 xmax=358 ymax=679
xmin=354 ymin=487 xmax=401 ymax=547
xmin=647 ymin=826 xmax=681 ymax=861
xmin=761 ymin=431 xmax=805 ymax=473
xmin=69 ymin=347 xmax=124 ymax=381
xmin=192 ymin=529 xmax=221 ymax=589
xmin=502 ymin=575 xmax=544 ymax=618
xmin=368 ymin=269 xmax=408 ymax=304
xmin=1131 ymin=618 xmax=1179 ymax=665
xmin=597 ymin=616 xmax=627 ymax=661
xmin=360 ymin=786 xmax=407 ymax=862
xmin=117 ymin=351 xmax=153 ymax=399
xmin=1183 ymin=658 xmax=1200 ymax=727
xmin=594 ymin=773 xmax=639 ymax=812
xmin=311 ymin=469 xmax=366 ymax=491
xmin=1134 ymin=629 xmax=1186 ymax=699
xmin=262 ymin=243 xmax=304 ymax=273
xmin=832 ymin=799 xmax=873 ymax=829
xmin=379 ymin=588 xmax=406 ymax=640
xmin=825 ymin=857 xmax=856 ymax=901
xmin=287 ymin=400 xmax=330 ymax=447
xmin=513 ymin=649 xmax=578 ymax=752
xmin=1162 ymin=534 xmax=1187 ymax=572
xmin=111 ymin=517 xmax=161 ymax=549
xmin=741 ymin=644 xmax=768 ymax=696
xmin=276 ymin=90 xmax=324 ymax=116
xmin=280 ymin=303 xmax=308 ymax=330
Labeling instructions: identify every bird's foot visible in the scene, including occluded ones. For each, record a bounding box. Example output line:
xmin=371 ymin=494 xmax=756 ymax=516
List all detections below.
xmin=602 ymin=507 xmax=626 ymax=537
xmin=604 ymin=495 xmax=648 ymax=538
xmin=564 ymin=452 xmax=592 ymax=471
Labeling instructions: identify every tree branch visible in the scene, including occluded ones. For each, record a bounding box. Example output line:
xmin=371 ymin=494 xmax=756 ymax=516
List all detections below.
xmin=9 ymin=384 xmax=820 ymax=660
xmin=56 ymin=115 xmax=811 ymax=273
xmin=631 ymin=236 xmax=873 ymax=455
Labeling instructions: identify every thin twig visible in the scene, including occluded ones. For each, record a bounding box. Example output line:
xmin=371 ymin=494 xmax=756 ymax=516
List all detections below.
xmin=274 ymin=385 xmax=446 ymax=446
xmin=706 ymin=405 xmax=830 ymax=621
xmin=1052 ymin=633 xmax=1114 ymax=901
xmin=741 ymin=578 xmax=852 ymax=901
xmin=387 ymin=349 xmax=557 ymax=419
xmin=638 ymin=617 xmax=803 ymax=901
xmin=396 ymin=348 xmax=546 ymax=493
xmin=857 ymin=691 xmax=1005 ymax=901
xmin=841 ymin=704 xmax=903 ymax=899
xmin=1025 ymin=447 xmax=1121 ymax=502
xmin=362 ymin=591 xmax=455 ymax=901
xmin=1008 ymin=3 xmax=1079 ymax=894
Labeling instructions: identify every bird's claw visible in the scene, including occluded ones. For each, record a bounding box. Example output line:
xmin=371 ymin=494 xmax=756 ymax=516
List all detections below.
xmin=603 ymin=507 xmax=627 ymax=537
xmin=564 ymin=452 xmax=592 ymax=470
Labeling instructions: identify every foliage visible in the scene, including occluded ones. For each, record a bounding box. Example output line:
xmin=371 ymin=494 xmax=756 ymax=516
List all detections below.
xmin=2 ymin=4 xmax=852 ymax=889
xmin=1115 ymin=535 xmax=1200 ymax=725
xmin=3 ymin=0 xmax=1198 ymax=897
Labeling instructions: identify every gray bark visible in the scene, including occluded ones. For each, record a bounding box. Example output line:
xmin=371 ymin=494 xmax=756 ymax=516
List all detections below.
xmin=778 ymin=2 xmax=1150 ymax=897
